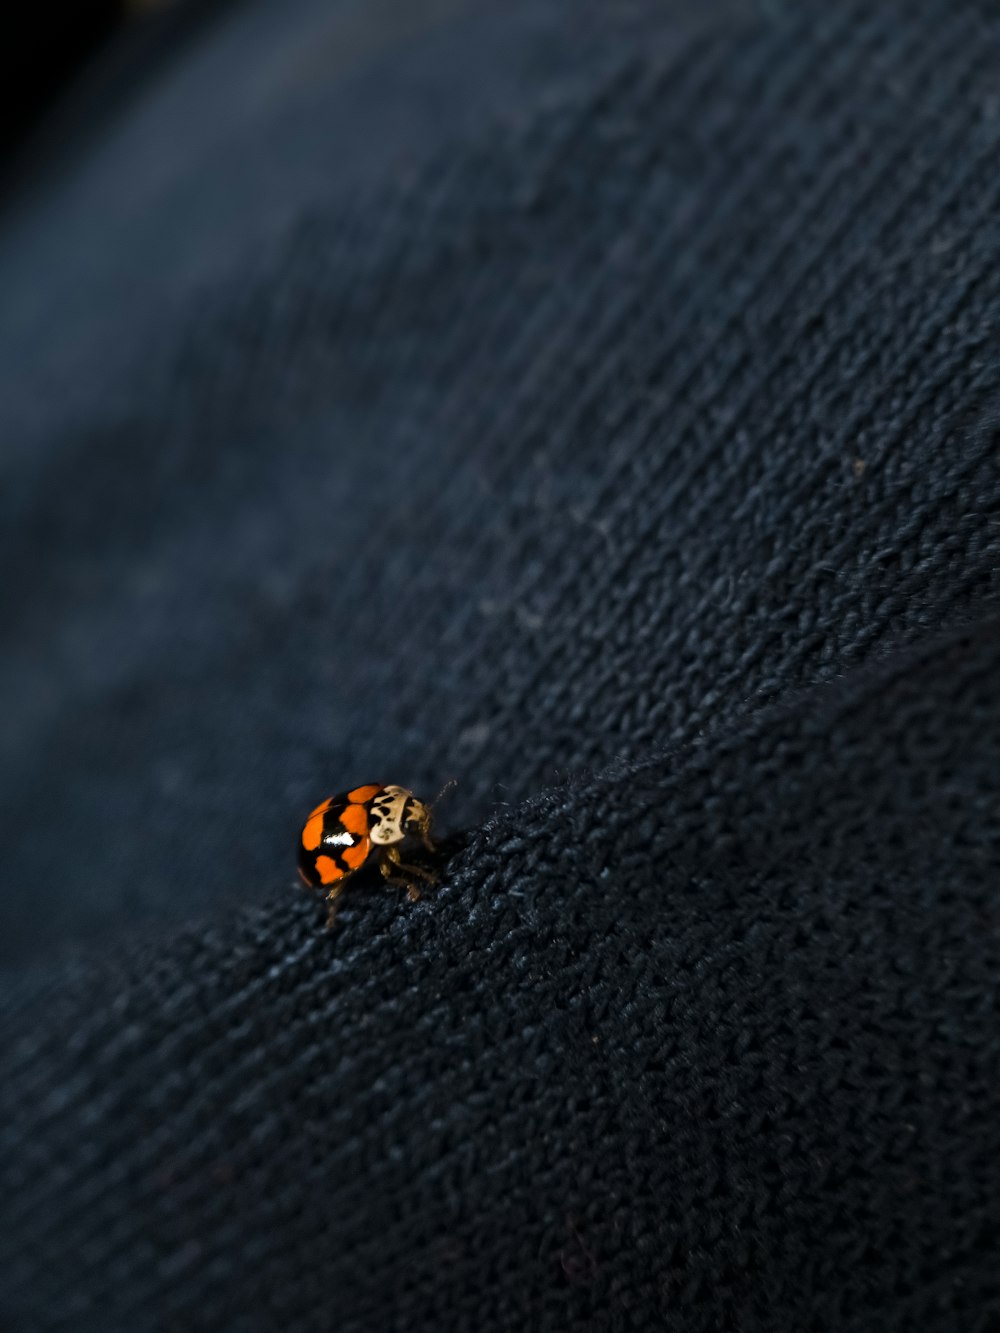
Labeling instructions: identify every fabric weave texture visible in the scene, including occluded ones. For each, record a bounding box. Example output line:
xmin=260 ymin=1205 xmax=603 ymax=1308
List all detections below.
xmin=1 ymin=1 xmax=999 ymax=1329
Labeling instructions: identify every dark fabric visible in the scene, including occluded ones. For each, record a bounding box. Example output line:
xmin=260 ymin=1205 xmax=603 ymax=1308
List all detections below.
xmin=2 ymin=1 xmax=999 ymax=1328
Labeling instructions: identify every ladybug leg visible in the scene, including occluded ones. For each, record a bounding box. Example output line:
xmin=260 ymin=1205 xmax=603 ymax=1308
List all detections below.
xmin=378 ymin=855 xmax=420 ymax=901
xmin=378 ymin=846 xmax=436 ymax=902
xmin=384 ymin=844 xmax=437 ymax=881
xmin=324 ymin=882 xmax=346 ymax=928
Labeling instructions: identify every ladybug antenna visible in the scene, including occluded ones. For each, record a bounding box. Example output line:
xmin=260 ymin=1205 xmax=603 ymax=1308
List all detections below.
xmin=432 ymin=778 xmax=457 ymax=807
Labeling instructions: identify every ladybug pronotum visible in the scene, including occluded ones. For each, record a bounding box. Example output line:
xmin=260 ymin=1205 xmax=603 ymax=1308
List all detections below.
xmin=297 ymin=783 xmax=437 ymax=924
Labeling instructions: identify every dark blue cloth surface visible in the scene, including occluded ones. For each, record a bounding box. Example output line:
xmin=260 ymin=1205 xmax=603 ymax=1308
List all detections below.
xmin=1 ymin=2 xmax=999 ymax=1328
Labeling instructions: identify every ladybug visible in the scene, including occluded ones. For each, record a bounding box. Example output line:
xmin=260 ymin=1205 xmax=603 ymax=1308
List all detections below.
xmin=297 ymin=783 xmax=438 ymax=923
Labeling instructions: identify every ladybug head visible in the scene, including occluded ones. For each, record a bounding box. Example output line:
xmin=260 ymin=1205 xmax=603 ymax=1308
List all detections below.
xmin=403 ymin=796 xmax=433 ymax=842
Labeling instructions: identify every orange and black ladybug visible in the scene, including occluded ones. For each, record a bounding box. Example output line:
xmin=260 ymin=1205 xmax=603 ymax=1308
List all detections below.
xmin=297 ymin=783 xmax=438 ymax=923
